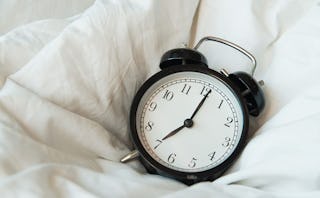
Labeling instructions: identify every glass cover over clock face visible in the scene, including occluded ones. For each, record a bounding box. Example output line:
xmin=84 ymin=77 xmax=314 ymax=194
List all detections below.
xmin=135 ymin=71 xmax=245 ymax=173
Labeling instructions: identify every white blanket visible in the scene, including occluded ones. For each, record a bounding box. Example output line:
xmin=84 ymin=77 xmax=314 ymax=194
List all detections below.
xmin=1 ymin=0 xmax=320 ymax=197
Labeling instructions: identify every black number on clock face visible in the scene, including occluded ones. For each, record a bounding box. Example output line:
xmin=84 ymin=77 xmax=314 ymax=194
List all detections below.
xmin=181 ymin=84 xmax=191 ymax=95
xmin=145 ymin=121 xmax=154 ymax=131
xmin=222 ymin=137 xmax=231 ymax=147
xmin=224 ymin=117 xmax=234 ymax=127
xmin=200 ymin=86 xmax=212 ymax=96
xmin=162 ymin=90 xmax=174 ymax=101
xmin=148 ymin=102 xmax=157 ymax=111
xmin=208 ymin=152 xmax=216 ymax=161
xmin=154 ymin=139 xmax=162 ymax=149
xmin=218 ymin=100 xmax=224 ymax=109
xmin=188 ymin=157 xmax=197 ymax=168
xmin=167 ymin=153 xmax=176 ymax=164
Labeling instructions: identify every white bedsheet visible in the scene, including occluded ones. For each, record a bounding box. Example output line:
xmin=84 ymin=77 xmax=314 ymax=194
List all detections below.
xmin=0 ymin=0 xmax=320 ymax=197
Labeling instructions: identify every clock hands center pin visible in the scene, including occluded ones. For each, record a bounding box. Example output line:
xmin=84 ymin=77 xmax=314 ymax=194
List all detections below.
xmin=161 ymin=89 xmax=212 ymax=141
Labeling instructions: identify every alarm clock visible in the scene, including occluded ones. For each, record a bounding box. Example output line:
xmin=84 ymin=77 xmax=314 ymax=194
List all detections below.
xmin=120 ymin=36 xmax=265 ymax=185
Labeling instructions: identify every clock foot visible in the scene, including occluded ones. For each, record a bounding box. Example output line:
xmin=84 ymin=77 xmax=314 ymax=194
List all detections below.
xmin=120 ymin=150 xmax=139 ymax=163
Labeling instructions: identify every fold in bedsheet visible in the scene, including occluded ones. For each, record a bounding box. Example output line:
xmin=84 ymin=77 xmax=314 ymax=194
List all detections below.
xmin=1 ymin=0 xmax=320 ymax=197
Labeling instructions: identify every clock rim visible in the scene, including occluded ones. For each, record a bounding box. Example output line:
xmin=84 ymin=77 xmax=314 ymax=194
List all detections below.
xmin=130 ymin=65 xmax=249 ymax=183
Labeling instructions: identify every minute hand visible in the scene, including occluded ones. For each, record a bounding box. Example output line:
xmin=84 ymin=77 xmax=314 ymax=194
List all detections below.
xmin=190 ymin=89 xmax=212 ymax=120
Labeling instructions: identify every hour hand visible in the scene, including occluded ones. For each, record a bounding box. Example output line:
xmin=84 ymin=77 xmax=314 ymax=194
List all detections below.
xmin=161 ymin=124 xmax=185 ymax=141
xmin=161 ymin=119 xmax=194 ymax=141
xmin=161 ymin=90 xmax=211 ymax=141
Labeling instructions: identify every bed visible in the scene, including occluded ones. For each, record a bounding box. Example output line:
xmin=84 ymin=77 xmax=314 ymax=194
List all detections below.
xmin=0 ymin=0 xmax=320 ymax=197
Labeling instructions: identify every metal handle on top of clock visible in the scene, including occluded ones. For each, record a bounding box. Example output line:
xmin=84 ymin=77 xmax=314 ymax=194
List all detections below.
xmin=193 ymin=36 xmax=257 ymax=76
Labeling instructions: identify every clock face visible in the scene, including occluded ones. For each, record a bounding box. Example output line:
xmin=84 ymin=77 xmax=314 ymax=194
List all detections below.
xmin=132 ymin=68 xmax=246 ymax=174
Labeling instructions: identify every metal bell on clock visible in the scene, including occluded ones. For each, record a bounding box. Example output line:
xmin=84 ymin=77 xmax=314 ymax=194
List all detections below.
xmin=158 ymin=36 xmax=265 ymax=117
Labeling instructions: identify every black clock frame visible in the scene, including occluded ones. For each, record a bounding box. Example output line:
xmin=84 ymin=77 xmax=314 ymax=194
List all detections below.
xmin=130 ymin=64 xmax=249 ymax=185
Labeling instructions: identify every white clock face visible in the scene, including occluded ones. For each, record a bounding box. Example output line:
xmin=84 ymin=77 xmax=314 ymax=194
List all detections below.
xmin=136 ymin=71 xmax=244 ymax=173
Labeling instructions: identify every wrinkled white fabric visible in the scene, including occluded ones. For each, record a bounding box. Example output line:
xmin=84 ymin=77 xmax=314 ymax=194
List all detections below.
xmin=0 ymin=0 xmax=320 ymax=197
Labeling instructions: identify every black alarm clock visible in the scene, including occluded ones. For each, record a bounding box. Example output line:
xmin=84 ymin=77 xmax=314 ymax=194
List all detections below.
xmin=120 ymin=36 xmax=265 ymax=185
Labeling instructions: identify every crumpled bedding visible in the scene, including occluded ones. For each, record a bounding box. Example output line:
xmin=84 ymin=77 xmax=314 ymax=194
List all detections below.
xmin=0 ymin=0 xmax=320 ymax=197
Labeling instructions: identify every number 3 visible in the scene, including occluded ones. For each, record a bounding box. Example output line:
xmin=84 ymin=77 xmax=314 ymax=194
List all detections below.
xmin=222 ymin=137 xmax=231 ymax=147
